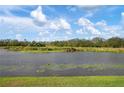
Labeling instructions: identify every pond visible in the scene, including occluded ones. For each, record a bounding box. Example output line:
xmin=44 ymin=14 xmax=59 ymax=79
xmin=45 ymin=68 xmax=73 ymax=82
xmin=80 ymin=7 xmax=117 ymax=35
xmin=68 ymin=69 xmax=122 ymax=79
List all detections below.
xmin=0 ymin=49 xmax=124 ymax=76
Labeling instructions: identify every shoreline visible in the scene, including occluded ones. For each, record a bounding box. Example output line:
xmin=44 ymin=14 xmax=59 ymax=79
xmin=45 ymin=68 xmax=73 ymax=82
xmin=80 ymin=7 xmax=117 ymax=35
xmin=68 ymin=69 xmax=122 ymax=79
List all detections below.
xmin=3 ymin=46 xmax=124 ymax=54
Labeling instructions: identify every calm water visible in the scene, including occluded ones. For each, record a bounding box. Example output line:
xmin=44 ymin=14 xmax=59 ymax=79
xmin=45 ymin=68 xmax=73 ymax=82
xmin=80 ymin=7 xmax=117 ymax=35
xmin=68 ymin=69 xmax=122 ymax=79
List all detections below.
xmin=0 ymin=49 xmax=124 ymax=76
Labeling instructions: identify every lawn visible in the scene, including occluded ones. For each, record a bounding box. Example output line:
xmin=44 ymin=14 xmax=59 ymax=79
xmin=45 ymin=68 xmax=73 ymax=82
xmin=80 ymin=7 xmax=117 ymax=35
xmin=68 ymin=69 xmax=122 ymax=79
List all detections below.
xmin=0 ymin=76 xmax=124 ymax=87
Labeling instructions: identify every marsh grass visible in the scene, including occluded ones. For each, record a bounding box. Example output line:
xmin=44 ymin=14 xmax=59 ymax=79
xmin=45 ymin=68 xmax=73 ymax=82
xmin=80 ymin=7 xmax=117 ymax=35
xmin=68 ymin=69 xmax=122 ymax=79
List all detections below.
xmin=0 ymin=64 xmax=124 ymax=72
xmin=34 ymin=63 xmax=124 ymax=74
xmin=5 ymin=46 xmax=124 ymax=53
xmin=41 ymin=63 xmax=124 ymax=70
xmin=36 ymin=69 xmax=45 ymax=73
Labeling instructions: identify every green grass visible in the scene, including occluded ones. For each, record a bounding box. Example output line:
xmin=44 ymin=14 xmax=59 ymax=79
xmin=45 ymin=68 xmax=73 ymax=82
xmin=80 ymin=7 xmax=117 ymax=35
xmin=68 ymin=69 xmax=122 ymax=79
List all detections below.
xmin=0 ymin=76 xmax=124 ymax=87
xmin=4 ymin=46 xmax=124 ymax=53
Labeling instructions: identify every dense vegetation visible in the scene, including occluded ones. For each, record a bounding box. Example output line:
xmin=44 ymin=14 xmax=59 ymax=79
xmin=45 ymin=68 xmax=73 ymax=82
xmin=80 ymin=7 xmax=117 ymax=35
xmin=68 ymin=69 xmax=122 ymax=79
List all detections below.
xmin=0 ymin=37 xmax=124 ymax=48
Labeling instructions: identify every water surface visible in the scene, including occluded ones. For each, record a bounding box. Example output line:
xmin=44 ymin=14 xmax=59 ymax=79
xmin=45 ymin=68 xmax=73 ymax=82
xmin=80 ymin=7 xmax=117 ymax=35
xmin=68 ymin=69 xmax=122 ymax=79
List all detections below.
xmin=0 ymin=49 xmax=124 ymax=76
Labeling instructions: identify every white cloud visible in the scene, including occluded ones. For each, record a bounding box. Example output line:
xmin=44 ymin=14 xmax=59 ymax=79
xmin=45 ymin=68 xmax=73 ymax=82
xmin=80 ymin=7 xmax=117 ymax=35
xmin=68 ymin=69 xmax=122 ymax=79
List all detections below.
xmin=0 ymin=16 xmax=33 ymax=26
xmin=15 ymin=34 xmax=23 ymax=41
xmin=30 ymin=6 xmax=71 ymax=32
xmin=66 ymin=30 xmax=72 ymax=35
xmin=121 ymin=12 xmax=124 ymax=16
xmin=59 ymin=18 xmax=71 ymax=30
xmin=78 ymin=17 xmax=93 ymax=26
xmin=76 ymin=29 xmax=84 ymax=34
xmin=77 ymin=17 xmax=123 ymax=39
xmin=77 ymin=17 xmax=101 ymax=35
xmin=0 ymin=16 xmax=46 ymax=37
xmin=88 ymin=26 xmax=101 ymax=35
xmin=49 ymin=18 xmax=71 ymax=30
xmin=38 ymin=30 xmax=50 ymax=36
xmin=0 ymin=14 xmax=72 ymax=41
xmin=95 ymin=20 xmax=120 ymax=37
xmin=0 ymin=16 xmax=51 ymax=41
xmin=0 ymin=16 xmax=38 ymax=36
xmin=30 ymin=6 xmax=47 ymax=26
xmin=49 ymin=22 xmax=60 ymax=31
xmin=95 ymin=20 xmax=107 ymax=27
xmin=1 ymin=6 xmax=124 ymax=41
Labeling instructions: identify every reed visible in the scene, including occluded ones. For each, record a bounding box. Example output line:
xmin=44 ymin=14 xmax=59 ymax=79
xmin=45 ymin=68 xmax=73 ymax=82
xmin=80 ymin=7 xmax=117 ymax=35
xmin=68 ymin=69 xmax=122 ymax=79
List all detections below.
xmin=5 ymin=46 xmax=124 ymax=53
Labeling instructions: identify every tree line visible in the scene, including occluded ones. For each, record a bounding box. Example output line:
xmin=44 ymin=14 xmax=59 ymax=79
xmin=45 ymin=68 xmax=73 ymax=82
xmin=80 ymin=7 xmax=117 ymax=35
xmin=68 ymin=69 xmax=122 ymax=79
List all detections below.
xmin=0 ymin=37 xmax=124 ymax=48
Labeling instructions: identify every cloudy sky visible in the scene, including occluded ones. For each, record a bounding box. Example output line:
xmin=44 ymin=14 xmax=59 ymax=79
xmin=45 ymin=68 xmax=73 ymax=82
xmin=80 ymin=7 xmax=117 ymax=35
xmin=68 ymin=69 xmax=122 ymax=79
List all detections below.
xmin=0 ymin=5 xmax=124 ymax=41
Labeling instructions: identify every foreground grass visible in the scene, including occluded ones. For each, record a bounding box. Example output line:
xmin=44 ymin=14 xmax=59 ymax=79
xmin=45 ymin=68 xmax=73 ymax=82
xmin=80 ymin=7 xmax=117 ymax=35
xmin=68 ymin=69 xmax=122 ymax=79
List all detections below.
xmin=3 ymin=46 xmax=124 ymax=53
xmin=0 ymin=76 xmax=124 ymax=87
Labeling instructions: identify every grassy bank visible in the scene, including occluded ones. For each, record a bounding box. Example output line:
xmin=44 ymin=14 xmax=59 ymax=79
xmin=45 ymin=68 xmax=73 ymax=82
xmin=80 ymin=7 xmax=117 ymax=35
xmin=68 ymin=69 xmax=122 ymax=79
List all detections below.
xmin=3 ymin=46 xmax=124 ymax=53
xmin=0 ymin=76 xmax=124 ymax=87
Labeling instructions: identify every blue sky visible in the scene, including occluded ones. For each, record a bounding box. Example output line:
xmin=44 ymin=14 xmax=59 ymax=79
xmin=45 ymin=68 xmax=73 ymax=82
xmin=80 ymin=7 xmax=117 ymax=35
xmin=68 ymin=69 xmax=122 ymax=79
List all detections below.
xmin=0 ymin=5 xmax=124 ymax=41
